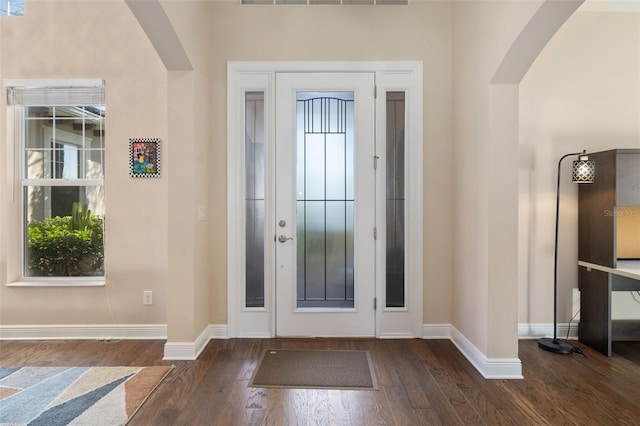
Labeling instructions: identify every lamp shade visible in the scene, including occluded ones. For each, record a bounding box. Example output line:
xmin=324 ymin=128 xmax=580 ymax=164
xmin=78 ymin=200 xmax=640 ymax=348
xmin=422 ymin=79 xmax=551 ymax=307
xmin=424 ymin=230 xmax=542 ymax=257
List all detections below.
xmin=572 ymin=154 xmax=595 ymax=183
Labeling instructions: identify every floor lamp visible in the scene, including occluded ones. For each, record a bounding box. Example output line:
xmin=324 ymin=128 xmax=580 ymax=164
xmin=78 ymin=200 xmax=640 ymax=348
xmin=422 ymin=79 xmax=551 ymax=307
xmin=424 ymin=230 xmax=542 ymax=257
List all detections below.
xmin=538 ymin=150 xmax=595 ymax=354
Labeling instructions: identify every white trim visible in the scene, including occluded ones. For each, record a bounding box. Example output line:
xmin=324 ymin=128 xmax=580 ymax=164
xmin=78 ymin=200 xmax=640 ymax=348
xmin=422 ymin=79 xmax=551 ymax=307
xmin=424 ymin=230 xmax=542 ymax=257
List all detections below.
xmin=236 ymin=331 xmax=272 ymax=338
xmin=422 ymin=323 xmax=452 ymax=339
xmin=163 ymin=324 xmax=229 ymax=360
xmin=208 ymin=324 xmax=230 ymax=339
xmin=163 ymin=330 xmax=209 ymax=361
xmin=379 ymin=332 xmax=415 ymax=339
xmin=518 ymin=322 xmax=579 ymax=340
xmin=226 ymin=70 xmax=273 ymax=338
xmin=375 ymin=68 xmax=424 ymax=339
xmin=227 ymin=61 xmax=423 ymax=339
xmin=2 ymin=322 xmax=526 ymax=379
xmin=163 ymin=342 xmax=201 ymax=361
xmin=228 ymin=61 xmax=422 ymax=74
xmin=164 ymin=323 xmax=524 ymax=379
xmin=0 ymin=324 xmax=166 ymax=340
xmin=449 ymin=326 xmax=523 ymax=380
xmin=425 ymin=323 xmax=563 ymax=344
xmin=21 ymin=179 xmax=105 ymax=187
xmin=171 ymin=322 xmax=527 ymax=379
xmin=6 ymin=279 xmax=106 ymax=287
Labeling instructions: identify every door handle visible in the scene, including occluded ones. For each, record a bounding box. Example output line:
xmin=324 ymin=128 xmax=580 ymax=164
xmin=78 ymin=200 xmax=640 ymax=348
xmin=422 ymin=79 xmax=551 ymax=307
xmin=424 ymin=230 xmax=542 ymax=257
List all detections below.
xmin=278 ymin=235 xmax=293 ymax=243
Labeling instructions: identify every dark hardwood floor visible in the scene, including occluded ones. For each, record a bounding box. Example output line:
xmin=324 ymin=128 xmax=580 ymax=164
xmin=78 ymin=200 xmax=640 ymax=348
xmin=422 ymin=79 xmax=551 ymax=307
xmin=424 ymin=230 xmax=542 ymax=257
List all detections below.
xmin=1 ymin=338 xmax=639 ymax=425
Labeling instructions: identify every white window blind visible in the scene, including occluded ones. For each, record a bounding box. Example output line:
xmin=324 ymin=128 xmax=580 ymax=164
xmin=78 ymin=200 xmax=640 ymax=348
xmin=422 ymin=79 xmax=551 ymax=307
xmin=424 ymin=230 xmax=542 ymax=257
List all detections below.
xmin=6 ymin=80 xmax=105 ymax=106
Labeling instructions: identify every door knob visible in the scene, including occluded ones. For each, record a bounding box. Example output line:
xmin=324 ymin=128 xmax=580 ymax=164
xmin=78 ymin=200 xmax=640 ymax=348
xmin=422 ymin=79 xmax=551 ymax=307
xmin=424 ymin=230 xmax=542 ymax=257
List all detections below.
xmin=278 ymin=235 xmax=293 ymax=243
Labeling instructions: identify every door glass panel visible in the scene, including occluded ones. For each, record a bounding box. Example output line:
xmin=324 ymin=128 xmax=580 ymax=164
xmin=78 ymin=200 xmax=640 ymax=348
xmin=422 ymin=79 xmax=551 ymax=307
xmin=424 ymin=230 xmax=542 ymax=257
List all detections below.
xmin=386 ymin=92 xmax=405 ymax=308
xmin=325 ymin=134 xmax=346 ymax=199
xmin=304 ymin=133 xmax=325 ymax=200
xmin=296 ymin=92 xmax=354 ymax=308
xmin=245 ymin=92 xmax=265 ymax=308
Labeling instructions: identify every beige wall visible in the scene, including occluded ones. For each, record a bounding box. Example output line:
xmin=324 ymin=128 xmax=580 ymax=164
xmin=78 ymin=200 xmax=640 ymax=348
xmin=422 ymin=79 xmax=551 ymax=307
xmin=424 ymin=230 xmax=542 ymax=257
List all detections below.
xmin=165 ymin=0 xmax=456 ymax=327
xmin=519 ymin=8 xmax=640 ymax=325
xmin=0 ymin=1 xmax=169 ymax=326
xmin=4 ymin=0 xmax=629 ymax=363
xmin=167 ymin=0 xmax=567 ymax=358
xmin=163 ymin=1 xmax=215 ymax=342
xmin=0 ymin=1 xmax=456 ymax=337
xmin=451 ymin=0 xmax=546 ymax=356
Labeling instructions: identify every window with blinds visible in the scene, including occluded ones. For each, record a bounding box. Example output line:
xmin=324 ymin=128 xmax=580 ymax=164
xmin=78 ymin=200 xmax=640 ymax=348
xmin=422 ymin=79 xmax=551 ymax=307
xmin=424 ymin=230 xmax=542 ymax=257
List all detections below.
xmin=6 ymin=80 xmax=106 ymax=279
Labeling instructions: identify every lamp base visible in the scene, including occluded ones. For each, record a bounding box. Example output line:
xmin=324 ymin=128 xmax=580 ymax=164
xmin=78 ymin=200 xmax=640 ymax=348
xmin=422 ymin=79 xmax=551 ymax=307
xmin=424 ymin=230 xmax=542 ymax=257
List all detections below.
xmin=538 ymin=337 xmax=574 ymax=354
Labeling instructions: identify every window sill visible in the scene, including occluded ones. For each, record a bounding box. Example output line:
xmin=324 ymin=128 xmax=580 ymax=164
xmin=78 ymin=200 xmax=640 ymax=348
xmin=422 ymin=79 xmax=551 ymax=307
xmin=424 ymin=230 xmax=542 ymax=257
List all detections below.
xmin=6 ymin=279 xmax=106 ymax=287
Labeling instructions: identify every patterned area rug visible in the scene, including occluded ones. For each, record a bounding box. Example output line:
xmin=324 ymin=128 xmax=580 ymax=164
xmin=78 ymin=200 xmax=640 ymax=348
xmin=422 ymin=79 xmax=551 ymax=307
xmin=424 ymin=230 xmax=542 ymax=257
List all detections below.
xmin=0 ymin=366 xmax=173 ymax=425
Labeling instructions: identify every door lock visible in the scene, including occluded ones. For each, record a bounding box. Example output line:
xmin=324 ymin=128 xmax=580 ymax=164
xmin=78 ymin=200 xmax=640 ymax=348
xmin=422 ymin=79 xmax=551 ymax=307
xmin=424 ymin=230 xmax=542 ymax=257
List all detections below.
xmin=278 ymin=235 xmax=293 ymax=243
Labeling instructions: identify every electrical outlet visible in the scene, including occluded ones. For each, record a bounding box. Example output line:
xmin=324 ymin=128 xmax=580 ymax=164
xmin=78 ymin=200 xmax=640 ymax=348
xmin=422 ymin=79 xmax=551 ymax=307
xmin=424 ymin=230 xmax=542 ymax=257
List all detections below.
xmin=143 ymin=291 xmax=153 ymax=305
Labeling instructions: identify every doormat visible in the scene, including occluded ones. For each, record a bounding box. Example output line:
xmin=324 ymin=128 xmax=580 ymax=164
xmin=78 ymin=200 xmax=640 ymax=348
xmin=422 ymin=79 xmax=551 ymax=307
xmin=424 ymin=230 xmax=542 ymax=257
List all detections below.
xmin=249 ymin=349 xmax=377 ymax=390
xmin=0 ymin=365 xmax=173 ymax=425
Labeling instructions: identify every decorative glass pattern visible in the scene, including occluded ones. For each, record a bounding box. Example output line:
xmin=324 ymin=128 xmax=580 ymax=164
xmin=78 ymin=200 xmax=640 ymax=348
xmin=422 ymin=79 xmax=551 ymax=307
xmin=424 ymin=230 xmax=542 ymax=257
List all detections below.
xmin=245 ymin=92 xmax=266 ymax=308
xmin=385 ymin=92 xmax=405 ymax=307
xmin=296 ymin=93 xmax=355 ymax=308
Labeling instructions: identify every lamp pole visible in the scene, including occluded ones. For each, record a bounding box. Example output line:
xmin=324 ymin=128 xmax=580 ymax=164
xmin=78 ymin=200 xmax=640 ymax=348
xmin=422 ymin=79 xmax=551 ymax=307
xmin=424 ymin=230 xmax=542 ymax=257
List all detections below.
xmin=538 ymin=151 xmax=583 ymax=354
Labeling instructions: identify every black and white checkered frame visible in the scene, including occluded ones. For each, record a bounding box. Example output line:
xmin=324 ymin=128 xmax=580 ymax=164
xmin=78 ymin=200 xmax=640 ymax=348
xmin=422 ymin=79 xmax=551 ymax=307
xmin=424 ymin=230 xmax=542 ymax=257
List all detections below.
xmin=129 ymin=138 xmax=161 ymax=178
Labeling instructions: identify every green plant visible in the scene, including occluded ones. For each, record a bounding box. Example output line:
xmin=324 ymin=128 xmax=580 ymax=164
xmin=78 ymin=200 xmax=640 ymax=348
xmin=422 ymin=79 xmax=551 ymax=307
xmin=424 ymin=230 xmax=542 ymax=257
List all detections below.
xmin=69 ymin=202 xmax=92 ymax=231
xmin=27 ymin=213 xmax=104 ymax=277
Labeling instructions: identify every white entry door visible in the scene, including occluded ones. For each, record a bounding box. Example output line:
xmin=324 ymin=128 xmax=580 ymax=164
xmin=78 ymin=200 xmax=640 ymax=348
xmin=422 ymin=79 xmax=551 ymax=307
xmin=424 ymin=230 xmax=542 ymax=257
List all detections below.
xmin=275 ymin=72 xmax=376 ymax=337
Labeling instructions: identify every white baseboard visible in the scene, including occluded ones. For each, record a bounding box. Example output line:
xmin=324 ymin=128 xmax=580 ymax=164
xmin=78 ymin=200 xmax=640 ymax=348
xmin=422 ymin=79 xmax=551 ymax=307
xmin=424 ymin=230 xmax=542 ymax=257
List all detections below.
xmin=163 ymin=324 xmax=229 ymax=361
xmin=379 ymin=332 xmax=416 ymax=339
xmin=448 ymin=325 xmax=523 ymax=379
xmin=422 ymin=324 xmax=451 ymax=339
xmin=236 ymin=332 xmax=272 ymax=338
xmin=518 ymin=323 xmax=579 ymax=340
xmin=1 ymin=322 xmax=533 ymax=380
xmin=163 ymin=323 xmax=524 ymax=379
xmin=0 ymin=324 xmax=166 ymax=340
xmin=208 ymin=324 xmax=230 ymax=339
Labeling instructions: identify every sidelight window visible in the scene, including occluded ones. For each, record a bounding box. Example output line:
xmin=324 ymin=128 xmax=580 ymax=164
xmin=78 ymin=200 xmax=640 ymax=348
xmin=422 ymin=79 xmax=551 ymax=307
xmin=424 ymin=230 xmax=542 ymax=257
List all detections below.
xmin=245 ymin=92 xmax=266 ymax=307
xmin=385 ymin=92 xmax=405 ymax=307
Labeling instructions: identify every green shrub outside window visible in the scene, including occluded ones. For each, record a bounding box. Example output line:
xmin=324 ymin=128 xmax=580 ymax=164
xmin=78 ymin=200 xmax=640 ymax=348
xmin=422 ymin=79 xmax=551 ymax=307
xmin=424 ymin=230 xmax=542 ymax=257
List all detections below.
xmin=27 ymin=202 xmax=104 ymax=277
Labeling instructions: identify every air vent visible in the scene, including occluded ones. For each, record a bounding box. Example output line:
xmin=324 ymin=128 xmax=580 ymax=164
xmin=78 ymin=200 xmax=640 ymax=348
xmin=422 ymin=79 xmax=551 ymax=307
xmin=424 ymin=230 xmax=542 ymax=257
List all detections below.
xmin=242 ymin=0 xmax=408 ymax=5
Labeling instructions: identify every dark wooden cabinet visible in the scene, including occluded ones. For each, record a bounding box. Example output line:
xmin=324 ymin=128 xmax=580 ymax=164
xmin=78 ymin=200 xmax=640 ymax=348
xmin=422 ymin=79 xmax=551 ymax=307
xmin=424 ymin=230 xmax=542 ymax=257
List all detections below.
xmin=578 ymin=149 xmax=640 ymax=356
xmin=578 ymin=149 xmax=640 ymax=267
xmin=617 ymin=152 xmax=640 ymax=206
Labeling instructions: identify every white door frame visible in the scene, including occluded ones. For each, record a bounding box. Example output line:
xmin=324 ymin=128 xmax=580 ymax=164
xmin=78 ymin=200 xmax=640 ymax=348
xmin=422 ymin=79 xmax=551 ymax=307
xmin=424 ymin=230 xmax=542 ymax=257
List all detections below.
xmin=227 ymin=61 xmax=423 ymax=339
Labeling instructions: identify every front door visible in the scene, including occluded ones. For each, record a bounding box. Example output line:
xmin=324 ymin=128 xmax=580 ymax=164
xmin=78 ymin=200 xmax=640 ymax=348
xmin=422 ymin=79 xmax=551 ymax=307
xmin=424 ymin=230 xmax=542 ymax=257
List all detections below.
xmin=275 ymin=72 xmax=376 ymax=336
